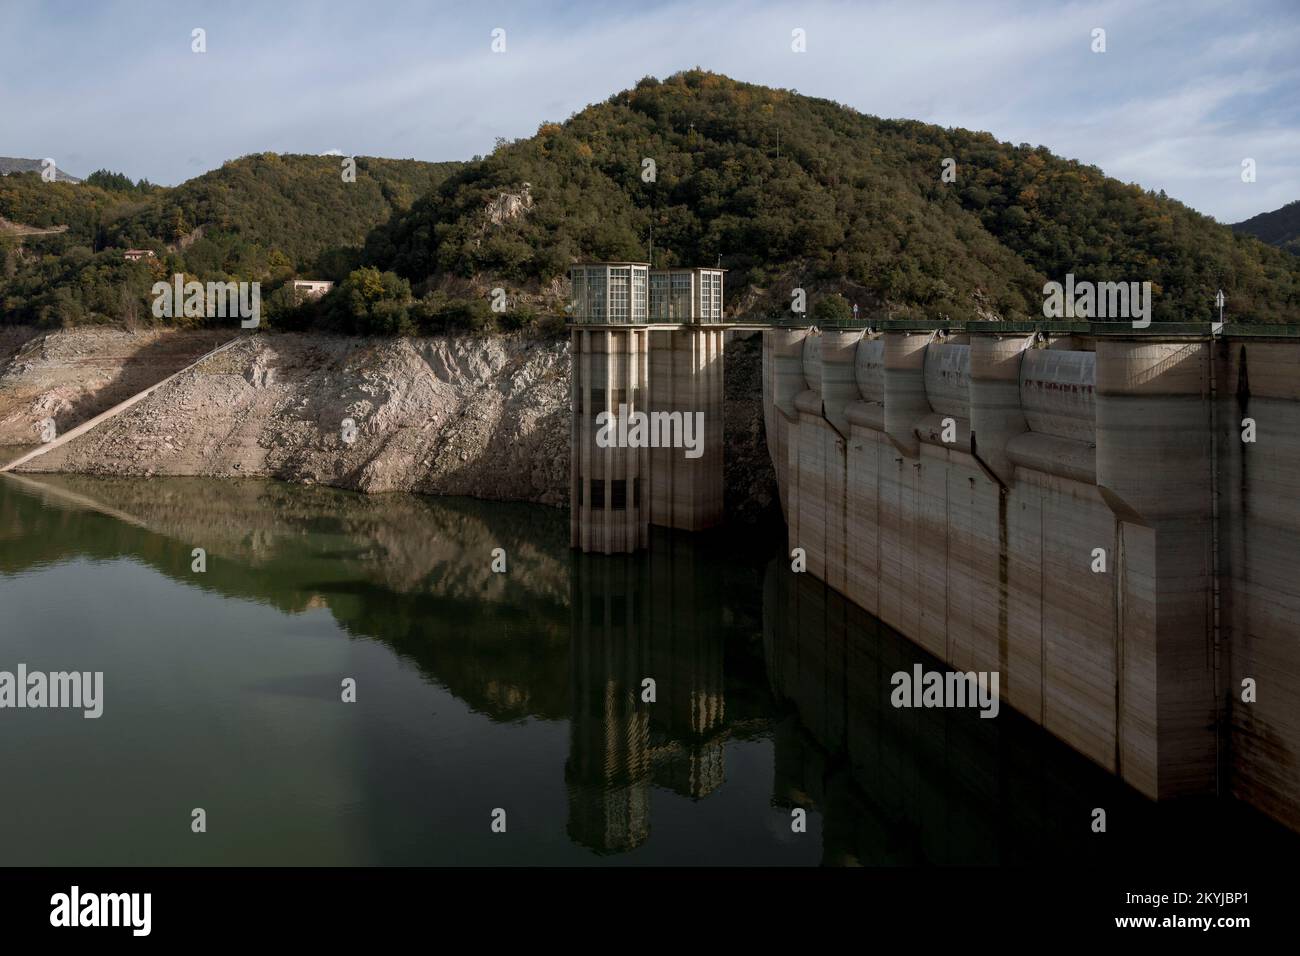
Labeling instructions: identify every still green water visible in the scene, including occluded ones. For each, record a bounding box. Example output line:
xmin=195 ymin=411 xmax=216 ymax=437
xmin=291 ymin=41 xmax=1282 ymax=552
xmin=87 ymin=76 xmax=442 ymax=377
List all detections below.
xmin=0 ymin=474 xmax=1292 ymax=866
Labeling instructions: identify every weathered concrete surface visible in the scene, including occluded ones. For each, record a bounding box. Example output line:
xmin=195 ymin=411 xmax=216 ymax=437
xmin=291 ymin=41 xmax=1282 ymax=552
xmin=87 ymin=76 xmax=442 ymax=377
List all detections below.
xmin=763 ymin=328 xmax=1300 ymax=833
xmin=570 ymin=327 xmax=649 ymax=553
xmin=649 ymin=328 xmax=725 ymax=532
xmin=1223 ymin=341 xmax=1300 ymax=832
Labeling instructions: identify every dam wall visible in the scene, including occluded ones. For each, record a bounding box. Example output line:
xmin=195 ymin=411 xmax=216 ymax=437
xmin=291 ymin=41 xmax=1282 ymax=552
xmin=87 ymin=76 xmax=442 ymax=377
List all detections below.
xmin=761 ymin=326 xmax=1300 ymax=831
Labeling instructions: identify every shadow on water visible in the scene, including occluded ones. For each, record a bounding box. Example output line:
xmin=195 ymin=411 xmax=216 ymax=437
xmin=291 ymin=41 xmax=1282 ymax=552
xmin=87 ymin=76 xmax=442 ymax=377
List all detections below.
xmin=0 ymin=473 xmax=1294 ymax=864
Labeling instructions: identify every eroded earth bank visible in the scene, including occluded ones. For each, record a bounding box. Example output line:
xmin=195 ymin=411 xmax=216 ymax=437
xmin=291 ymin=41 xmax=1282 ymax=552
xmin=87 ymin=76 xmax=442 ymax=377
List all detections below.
xmin=0 ymin=327 xmax=777 ymax=522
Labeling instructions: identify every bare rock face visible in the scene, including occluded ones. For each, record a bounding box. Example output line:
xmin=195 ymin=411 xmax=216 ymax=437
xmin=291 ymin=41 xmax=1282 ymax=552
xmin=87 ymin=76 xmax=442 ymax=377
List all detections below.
xmin=17 ymin=332 xmax=572 ymax=506
xmin=483 ymin=183 xmax=534 ymax=227
xmin=4 ymin=326 xmax=776 ymax=522
xmin=0 ymin=327 xmax=231 ymax=447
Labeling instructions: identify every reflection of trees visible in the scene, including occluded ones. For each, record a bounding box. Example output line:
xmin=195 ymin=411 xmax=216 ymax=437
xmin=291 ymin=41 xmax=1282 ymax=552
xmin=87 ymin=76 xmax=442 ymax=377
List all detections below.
xmin=4 ymin=476 xmax=779 ymax=857
xmin=0 ymin=474 xmax=574 ymax=720
xmin=4 ymin=474 xmax=569 ymax=604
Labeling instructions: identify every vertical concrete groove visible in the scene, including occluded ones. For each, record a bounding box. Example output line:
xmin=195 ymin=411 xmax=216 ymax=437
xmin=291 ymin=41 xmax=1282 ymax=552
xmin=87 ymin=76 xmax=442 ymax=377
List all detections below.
xmin=1118 ymin=515 xmax=1128 ymax=780
xmin=1039 ymin=501 xmax=1046 ymax=726
xmin=1208 ymin=340 xmax=1223 ymax=797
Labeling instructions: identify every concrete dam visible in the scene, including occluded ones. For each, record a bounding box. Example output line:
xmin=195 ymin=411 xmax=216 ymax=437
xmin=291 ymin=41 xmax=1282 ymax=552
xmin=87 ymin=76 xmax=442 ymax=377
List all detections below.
xmin=760 ymin=324 xmax=1299 ymax=832
xmin=564 ymin=262 xmax=1298 ymax=832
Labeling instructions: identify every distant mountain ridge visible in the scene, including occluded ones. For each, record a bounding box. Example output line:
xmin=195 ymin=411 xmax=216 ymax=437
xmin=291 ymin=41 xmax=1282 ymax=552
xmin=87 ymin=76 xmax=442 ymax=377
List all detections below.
xmin=1234 ymin=200 xmax=1300 ymax=255
xmin=0 ymin=157 xmax=82 ymax=183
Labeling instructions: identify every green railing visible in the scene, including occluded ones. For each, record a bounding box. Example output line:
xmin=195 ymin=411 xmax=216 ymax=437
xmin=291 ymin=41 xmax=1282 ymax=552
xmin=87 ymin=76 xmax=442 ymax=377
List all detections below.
xmin=565 ymin=313 xmax=1300 ymax=337
xmin=735 ymin=316 xmax=1300 ymax=336
xmin=566 ymin=315 xmax=727 ymax=326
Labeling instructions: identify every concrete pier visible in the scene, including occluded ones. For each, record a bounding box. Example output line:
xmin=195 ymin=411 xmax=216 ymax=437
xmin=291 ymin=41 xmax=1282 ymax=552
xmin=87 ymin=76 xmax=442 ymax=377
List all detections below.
xmin=570 ymin=326 xmax=651 ymax=553
xmin=647 ymin=328 xmax=725 ymax=533
xmin=570 ymin=324 xmax=725 ymax=553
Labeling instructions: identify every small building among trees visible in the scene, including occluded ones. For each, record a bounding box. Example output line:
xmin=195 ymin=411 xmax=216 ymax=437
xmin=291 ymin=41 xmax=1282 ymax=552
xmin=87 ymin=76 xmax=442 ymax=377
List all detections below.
xmin=291 ymin=279 xmax=334 ymax=300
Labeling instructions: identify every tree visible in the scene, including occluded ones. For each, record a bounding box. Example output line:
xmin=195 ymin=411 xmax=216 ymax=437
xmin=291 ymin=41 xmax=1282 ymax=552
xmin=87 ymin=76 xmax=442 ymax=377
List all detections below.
xmin=813 ymin=294 xmax=853 ymax=325
xmin=328 ymin=266 xmax=414 ymax=334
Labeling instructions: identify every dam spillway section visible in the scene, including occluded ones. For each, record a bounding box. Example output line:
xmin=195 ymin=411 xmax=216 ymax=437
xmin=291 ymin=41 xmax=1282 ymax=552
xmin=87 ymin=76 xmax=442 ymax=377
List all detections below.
xmin=758 ymin=319 xmax=1299 ymax=833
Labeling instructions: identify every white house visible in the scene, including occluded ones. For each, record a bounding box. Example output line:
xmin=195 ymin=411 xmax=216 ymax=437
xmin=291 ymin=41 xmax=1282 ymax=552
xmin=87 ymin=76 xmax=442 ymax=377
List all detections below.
xmin=291 ymin=279 xmax=334 ymax=300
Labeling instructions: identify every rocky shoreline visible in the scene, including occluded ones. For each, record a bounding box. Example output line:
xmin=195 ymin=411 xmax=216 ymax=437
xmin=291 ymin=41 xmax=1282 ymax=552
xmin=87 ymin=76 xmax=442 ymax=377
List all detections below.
xmin=0 ymin=326 xmax=778 ymax=523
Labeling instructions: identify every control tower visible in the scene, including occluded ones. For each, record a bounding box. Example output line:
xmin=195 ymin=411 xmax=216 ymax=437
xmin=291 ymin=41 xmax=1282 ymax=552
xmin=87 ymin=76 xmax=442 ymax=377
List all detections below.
xmin=569 ymin=263 xmax=727 ymax=553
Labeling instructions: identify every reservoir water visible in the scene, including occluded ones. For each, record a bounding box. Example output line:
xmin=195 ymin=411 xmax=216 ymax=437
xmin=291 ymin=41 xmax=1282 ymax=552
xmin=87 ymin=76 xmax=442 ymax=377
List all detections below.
xmin=0 ymin=474 xmax=1293 ymax=865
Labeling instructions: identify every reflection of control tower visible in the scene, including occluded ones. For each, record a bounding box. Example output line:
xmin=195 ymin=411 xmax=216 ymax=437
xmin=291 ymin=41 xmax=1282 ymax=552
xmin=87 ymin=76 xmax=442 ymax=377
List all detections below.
xmin=643 ymin=530 xmax=726 ymax=800
xmin=566 ymin=550 xmax=653 ymax=853
xmin=565 ymin=531 xmax=729 ymax=853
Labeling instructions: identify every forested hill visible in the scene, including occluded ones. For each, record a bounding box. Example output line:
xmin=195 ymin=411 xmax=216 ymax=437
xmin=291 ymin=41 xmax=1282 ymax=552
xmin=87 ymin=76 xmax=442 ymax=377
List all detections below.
xmin=1234 ymin=200 xmax=1300 ymax=256
xmin=5 ymin=72 xmax=1299 ymax=331
xmin=367 ymin=70 xmax=1300 ymax=326
xmin=0 ymin=154 xmax=462 ymax=326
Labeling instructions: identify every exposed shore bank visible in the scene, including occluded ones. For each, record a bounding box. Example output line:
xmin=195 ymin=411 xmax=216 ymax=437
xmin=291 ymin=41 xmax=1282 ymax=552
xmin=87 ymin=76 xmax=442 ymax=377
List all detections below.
xmin=0 ymin=326 xmax=778 ymax=522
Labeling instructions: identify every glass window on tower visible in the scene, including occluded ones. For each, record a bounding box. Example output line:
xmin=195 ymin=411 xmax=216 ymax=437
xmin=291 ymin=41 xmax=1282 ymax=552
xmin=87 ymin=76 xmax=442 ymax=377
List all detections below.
xmin=609 ymin=267 xmax=630 ymax=322
xmin=631 ymin=268 xmax=647 ymax=322
xmin=671 ymin=272 xmax=692 ymax=320
xmin=570 ymin=268 xmax=587 ymax=320
xmin=649 ymin=273 xmax=669 ymax=320
xmin=702 ymin=271 xmax=722 ymax=321
xmin=574 ymin=267 xmax=606 ymax=322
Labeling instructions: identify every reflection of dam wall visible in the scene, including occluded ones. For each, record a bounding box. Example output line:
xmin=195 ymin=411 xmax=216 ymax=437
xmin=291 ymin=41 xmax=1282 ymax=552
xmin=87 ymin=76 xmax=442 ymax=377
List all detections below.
xmin=566 ymin=551 xmax=653 ymax=853
xmin=761 ymin=328 xmax=1300 ymax=832
xmin=763 ymin=566 xmax=1127 ymax=865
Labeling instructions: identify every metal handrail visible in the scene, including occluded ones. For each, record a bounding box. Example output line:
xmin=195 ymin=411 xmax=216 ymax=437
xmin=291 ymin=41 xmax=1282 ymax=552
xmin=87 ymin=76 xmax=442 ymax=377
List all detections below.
xmin=562 ymin=313 xmax=1300 ymax=336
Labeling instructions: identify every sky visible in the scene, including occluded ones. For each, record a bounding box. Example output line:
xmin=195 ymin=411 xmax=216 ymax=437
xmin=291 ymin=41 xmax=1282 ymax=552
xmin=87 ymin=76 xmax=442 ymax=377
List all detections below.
xmin=2 ymin=0 xmax=1297 ymax=223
